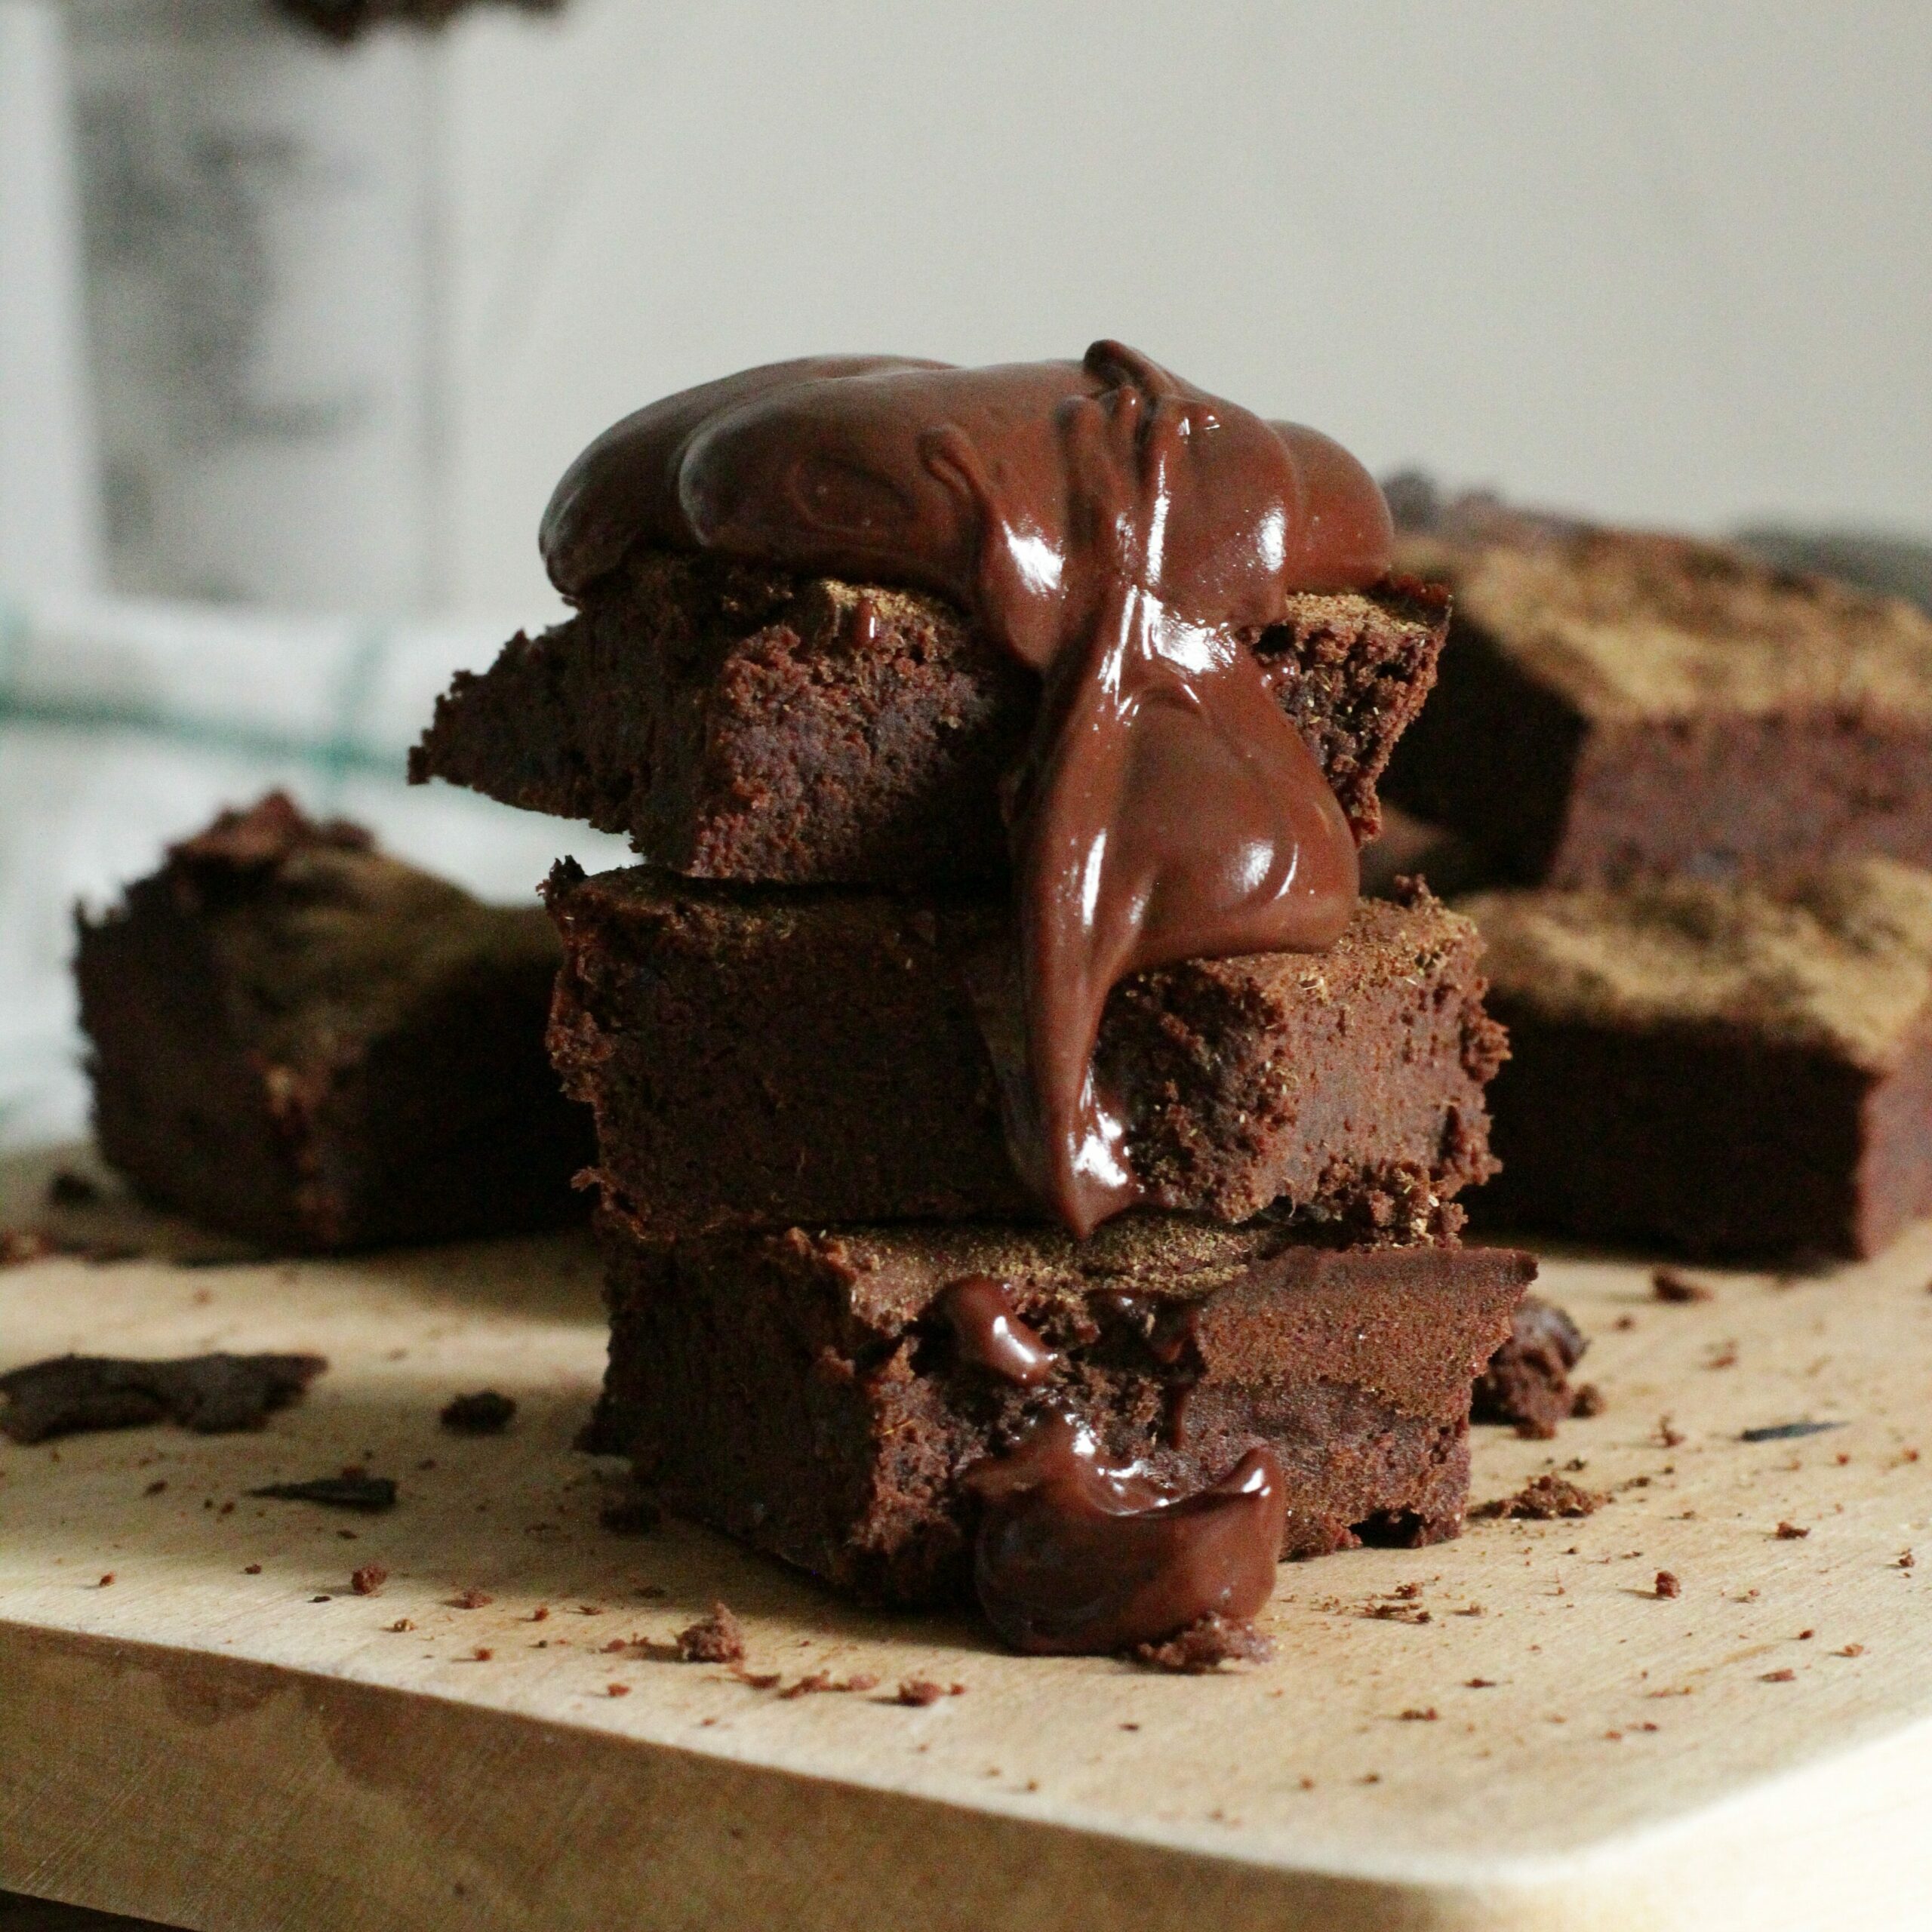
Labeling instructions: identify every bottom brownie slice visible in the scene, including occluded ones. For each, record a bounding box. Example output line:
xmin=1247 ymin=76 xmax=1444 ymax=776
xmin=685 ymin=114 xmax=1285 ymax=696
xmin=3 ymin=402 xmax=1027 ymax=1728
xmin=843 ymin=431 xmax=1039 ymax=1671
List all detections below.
xmin=592 ymin=1212 xmax=1534 ymax=1629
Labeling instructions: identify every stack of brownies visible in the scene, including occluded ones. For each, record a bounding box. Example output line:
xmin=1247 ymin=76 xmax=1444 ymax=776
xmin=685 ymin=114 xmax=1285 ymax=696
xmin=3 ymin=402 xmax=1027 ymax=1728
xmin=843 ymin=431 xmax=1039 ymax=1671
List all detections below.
xmin=1385 ymin=492 xmax=1932 ymax=1260
xmin=415 ymin=346 xmax=1536 ymax=1654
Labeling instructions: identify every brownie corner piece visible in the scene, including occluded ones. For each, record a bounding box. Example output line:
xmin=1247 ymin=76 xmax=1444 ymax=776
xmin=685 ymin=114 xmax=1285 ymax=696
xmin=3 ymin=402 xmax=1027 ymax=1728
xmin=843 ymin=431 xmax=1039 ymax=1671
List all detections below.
xmin=414 ymin=548 xmax=1449 ymax=884
xmin=75 ymin=792 xmax=592 ymax=1251
xmin=594 ymin=1211 xmax=1536 ymax=1607
xmin=1386 ymin=516 xmax=1932 ymax=888
xmin=542 ymin=866 xmax=1502 ymax=1235
xmin=1464 ymin=857 xmax=1932 ymax=1258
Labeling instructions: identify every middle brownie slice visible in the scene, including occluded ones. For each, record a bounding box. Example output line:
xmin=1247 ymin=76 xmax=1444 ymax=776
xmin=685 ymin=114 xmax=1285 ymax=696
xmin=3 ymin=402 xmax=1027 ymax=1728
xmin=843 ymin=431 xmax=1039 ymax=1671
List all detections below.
xmin=546 ymin=865 xmax=1503 ymax=1235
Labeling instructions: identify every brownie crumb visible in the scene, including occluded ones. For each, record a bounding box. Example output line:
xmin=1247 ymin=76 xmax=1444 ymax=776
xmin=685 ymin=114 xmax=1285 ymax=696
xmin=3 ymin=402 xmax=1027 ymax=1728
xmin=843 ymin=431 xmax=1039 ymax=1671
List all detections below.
xmin=1131 ymin=1613 xmax=1275 ymax=1672
xmin=351 ymin=1562 xmax=389 ymax=1596
xmin=1465 ymin=1677 xmax=1497 ymax=1688
xmin=896 ymin=1678 xmax=948 ymax=1706
xmin=143 ymin=1478 xmax=168 ymax=1496
xmin=242 ymin=1563 xmax=262 ymax=1574
xmin=1398 ymin=1707 xmax=1440 ymax=1721
xmin=1473 ymin=1475 xmax=1607 ymax=1520
xmin=1837 ymin=1644 xmax=1866 ymax=1657
xmin=388 ymin=1618 xmax=416 ymax=1632
xmin=251 ymin=1473 xmax=396 ymax=1512
xmin=607 ymin=1683 xmax=631 ymax=1697
xmin=1652 ymin=1269 xmax=1714 ymax=1304
xmin=779 ymin=1669 xmax=879 ymax=1699
xmin=1761 ymin=1668 xmax=1796 ymax=1682
xmin=447 ymin=1587 xmax=493 ymax=1609
xmin=1 ymin=1351 xmax=326 ymax=1444
xmin=1472 ymin=1295 xmax=1590 ymax=1438
xmin=1654 ymin=1571 xmax=1682 ymax=1598
xmin=1775 ymin=1521 xmax=1811 ymax=1540
xmin=97 ymin=1572 xmax=115 ymax=1586
xmin=598 ymin=1486 xmax=663 ymax=1534
xmin=440 ymin=1389 xmax=516 ymax=1435
xmin=1571 ymin=1383 xmax=1606 ymax=1417
xmin=1900 ymin=1550 xmax=1916 ymax=1569
xmin=676 ymin=1602 xmax=748 ymax=1664
xmin=48 ymin=1169 xmax=100 ymax=1207
xmin=1657 ymin=1416 xmax=1687 ymax=1448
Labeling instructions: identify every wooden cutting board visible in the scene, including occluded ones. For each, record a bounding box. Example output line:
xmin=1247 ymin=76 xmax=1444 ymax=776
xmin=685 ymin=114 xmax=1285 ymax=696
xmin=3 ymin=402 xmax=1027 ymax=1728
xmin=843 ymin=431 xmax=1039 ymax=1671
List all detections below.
xmin=4 ymin=1143 xmax=1932 ymax=1932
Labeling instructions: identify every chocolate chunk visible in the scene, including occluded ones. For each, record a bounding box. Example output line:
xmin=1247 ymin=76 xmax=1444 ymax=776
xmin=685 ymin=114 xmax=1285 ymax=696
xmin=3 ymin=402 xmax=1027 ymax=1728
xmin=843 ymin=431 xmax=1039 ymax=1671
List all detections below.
xmin=1130 ymin=1613 xmax=1275 ymax=1673
xmin=439 ymin=1389 xmax=517 ymax=1435
xmin=250 ymin=1474 xmax=397 ymax=1511
xmin=1741 ymin=1420 xmax=1846 ymax=1443
xmin=1472 ymin=1294 xmax=1589 ymax=1438
xmin=0 ymin=1352 xmax=326 ymax=1444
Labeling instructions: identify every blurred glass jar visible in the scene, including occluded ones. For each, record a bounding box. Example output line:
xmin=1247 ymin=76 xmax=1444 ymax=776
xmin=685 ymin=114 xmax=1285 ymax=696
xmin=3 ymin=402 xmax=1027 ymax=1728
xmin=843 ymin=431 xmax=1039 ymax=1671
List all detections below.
xmin=66 ymin=0 xmax=442 ymax=612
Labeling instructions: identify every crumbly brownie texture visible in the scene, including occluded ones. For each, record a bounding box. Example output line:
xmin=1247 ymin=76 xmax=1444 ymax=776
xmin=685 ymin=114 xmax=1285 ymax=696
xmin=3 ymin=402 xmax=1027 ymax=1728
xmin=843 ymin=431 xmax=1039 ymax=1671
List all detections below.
xmin=75 ymin=794 xmax=592 ymax=1251
xmin=411 ymin=549 xmax=1449 ymax=887
xmin=1472 ymin=1295 xmax=1589 ymax=1438
xmin=590 ymin=1212 xmax=1536 ymax=1606
xmin=1463 ymin=860 xmax=1932 ymax=1257
xmin=275 ymin=0 xmax=561 ymax=40
xmin=543 ymin=865 xmax=1503 ymax=1235
xmin=1384 ymin=519 xmax=1932 ymax=888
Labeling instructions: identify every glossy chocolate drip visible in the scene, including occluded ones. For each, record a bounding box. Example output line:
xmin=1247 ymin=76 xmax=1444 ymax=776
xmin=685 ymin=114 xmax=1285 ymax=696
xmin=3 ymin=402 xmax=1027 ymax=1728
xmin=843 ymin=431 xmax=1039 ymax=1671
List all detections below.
xmin=966 ymin=1417 xmax=1287 ymax=1655
xmin=936 ymin=1275 xmax=1057 ymax=1386
xmin=541 ymin=344 xmax=1390 ymax=1234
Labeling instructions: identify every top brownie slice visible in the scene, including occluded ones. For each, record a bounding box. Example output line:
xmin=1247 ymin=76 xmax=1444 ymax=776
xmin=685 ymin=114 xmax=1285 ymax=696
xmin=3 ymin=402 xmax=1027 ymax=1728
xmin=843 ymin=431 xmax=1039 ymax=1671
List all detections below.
xmin=1383 ymin=516 xmax=1932 ymax=888
xmin=411 ymin=548 xmax=1449 ymax=887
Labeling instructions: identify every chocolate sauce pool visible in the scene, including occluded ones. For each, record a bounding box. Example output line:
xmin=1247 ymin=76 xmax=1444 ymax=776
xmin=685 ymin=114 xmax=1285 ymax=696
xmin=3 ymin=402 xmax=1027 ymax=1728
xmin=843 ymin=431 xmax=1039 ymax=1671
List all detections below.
xmin=934 ymin=1273 xmax=1284 ymax=1654
xmin=541 ymin=343 xmax=1391 ymax=1235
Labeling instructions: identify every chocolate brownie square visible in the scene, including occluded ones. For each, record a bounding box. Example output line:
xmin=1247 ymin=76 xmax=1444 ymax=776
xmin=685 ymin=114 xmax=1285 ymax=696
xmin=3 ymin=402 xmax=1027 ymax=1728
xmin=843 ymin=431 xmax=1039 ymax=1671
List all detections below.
xmin=590 ymin=1210 xmax=1535 ymax=1606
xmin=1384 ymin=519 xmax=1932 ymax=888
xmin=543 ymin=866 xmax=1503 ymax=1235
xmin=1464 ymin=858 xmax=1932 ymax=1258
xmin=411 ymin=549 xmax=1449 ymax=886
xmin=75 ymin=794 xmax=592 ymax=1251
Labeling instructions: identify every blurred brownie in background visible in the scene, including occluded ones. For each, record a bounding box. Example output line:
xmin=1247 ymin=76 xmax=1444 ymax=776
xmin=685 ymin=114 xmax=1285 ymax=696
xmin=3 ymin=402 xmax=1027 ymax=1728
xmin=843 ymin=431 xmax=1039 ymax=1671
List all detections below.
xmin=1463 ymin=859 xmax=1932 ymax=1259
xmin=76 ymin=794 xmax=591 ymax=1251
xmin=411 ymin=551 xmax=1449 ymax=887
xmin=1384 ymin=515 xmax=1932 ymax=889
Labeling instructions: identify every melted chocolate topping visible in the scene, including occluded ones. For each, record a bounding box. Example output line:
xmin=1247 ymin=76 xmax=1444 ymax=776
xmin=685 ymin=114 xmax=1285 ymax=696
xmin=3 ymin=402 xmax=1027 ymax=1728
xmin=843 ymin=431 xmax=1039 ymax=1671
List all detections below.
xmin=542 ymin=343 xmax=1390 ymax=1234
xmin=936 ymin=1275 xmax=1058 ymax=1386
xmin=967 ymin=1417 xmax=1287 ymax=1655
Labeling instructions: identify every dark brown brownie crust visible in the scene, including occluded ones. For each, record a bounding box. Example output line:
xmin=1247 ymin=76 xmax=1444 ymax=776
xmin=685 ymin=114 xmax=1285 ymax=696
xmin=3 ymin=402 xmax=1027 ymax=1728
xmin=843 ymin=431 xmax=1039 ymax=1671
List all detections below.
xmin=1385 ymin=524 xmax=1932 ymax=888
xmin=543 ymin=866 xmax=1503 ymax=1236
xmin=591 ymin=1211 xmax=1535 ymax=1606
xmin=411 ymin=549 xmax=1449 ymax=887
xmin=75 ymin=795 xmax=592 ymax=1252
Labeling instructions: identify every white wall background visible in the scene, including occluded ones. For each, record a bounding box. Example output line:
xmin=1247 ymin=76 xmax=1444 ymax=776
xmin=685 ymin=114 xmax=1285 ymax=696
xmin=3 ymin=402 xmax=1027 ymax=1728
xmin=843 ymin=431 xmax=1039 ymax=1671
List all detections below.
xmin=432 ymin=0 xmax=1932 ymax=620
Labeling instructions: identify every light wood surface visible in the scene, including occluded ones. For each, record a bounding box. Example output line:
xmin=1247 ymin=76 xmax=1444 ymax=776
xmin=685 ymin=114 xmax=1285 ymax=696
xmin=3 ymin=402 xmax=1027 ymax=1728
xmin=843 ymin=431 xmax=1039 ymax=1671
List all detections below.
xmin=5 ymin=1143 xmax=1932 ymax=1932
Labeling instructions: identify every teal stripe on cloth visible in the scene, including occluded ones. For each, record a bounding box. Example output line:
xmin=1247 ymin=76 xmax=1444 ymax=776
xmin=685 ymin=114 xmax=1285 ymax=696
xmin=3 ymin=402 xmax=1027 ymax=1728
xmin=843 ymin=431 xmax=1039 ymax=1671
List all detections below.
xmin=0 ymin=690 xmax=403 ymax=780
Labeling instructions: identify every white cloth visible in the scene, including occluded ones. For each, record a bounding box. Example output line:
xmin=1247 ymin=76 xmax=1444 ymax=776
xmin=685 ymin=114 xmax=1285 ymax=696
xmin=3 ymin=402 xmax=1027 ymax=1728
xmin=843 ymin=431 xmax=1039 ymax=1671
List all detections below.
xmin=0 ymin=585 xmax=628 ymax=1147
